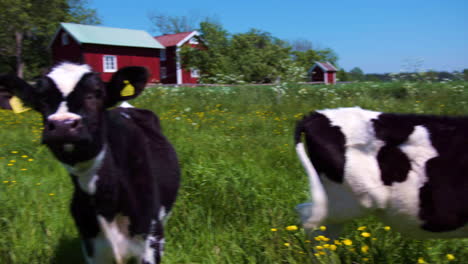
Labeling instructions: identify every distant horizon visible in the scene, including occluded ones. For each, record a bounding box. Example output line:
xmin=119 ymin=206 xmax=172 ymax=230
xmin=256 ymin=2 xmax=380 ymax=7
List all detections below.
xmin=89 ymin=0 xmax=467 ymax=74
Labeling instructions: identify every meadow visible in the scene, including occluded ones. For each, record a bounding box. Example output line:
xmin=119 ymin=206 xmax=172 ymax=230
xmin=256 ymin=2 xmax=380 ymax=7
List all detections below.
xmin=0 ymin=81 xmax=467 ymax=263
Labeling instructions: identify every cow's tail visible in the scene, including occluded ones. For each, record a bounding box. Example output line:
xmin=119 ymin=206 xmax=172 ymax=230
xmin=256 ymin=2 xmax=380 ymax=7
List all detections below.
xmin=295 ymin=119 xmax=328 ymax=229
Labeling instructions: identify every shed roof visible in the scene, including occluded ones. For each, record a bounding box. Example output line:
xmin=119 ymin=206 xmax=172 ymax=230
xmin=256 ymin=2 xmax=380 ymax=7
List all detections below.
xmin=56 ymin=23 xmax=164 ymax=49
xmin=313 ymin=62 xmax=337 ymax=72
xmin=154 ymin=31 xmax=199 ymax=47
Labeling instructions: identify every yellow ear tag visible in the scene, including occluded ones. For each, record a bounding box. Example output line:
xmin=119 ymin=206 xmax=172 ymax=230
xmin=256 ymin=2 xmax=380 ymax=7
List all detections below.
xmin=9 ymin=96 xmax=31 ymax=114
xmin=121 ymin=80 xmax=135 ymax=97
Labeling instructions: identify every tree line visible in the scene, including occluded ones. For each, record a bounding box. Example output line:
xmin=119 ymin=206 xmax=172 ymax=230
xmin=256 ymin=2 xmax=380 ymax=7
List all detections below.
xmin=338 ymin=67 xmax=468 ymax=82
xmin=176 ymin=21 xmax=338 ymax=84
xmin=148 ymin=13 xmax=338 ymax=84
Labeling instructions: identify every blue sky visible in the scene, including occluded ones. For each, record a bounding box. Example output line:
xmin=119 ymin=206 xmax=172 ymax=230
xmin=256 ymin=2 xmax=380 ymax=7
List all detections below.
xmin=90 ymin=0 xmax=467 ymax=74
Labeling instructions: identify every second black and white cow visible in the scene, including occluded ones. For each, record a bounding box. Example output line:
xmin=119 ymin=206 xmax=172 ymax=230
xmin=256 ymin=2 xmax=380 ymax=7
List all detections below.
xmin=295 ymin=107 xmax=467 ymax=239
xmin=0 ymin=63 xmax=180 ymax=263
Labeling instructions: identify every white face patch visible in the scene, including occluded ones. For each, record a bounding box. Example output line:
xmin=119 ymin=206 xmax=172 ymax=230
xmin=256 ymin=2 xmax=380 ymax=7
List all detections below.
xmin=48 ymin=101 xmax=82 ymax=122
xmin=47 ymin=62 xmax=92 ymax=97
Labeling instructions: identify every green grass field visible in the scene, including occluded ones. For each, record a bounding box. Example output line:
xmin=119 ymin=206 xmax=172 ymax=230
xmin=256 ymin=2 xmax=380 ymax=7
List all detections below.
xmin=0 ymin=81 xmax=467 ymax=263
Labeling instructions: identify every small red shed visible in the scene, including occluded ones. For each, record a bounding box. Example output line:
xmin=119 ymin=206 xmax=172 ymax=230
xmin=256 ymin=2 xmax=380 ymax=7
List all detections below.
xmin=154 ymin=31 xmax=201 ymax=84
xmin=50 ymin=23 xmax=165 ymax=82
xmin=309 ymin=62 xmax=338 ymax=84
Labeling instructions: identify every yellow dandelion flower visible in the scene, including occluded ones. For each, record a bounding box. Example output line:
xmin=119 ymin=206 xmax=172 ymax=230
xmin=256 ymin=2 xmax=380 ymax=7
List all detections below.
xmin=329 ymin=245 xmax=337 ymax=251
xmin=11 ymin=181 xmax=16 ymax=183
xmin=11 ymin=151 xmax=18 ymax=154
xmin=286 ymin=225 xmax=298 ymax=231
xmin=361 ymin=245 xmax=369 ymax=253
xmin=3 ymin=181 xmax=9 ymax=183
xmin=334 ymin=240 xmax=342 ymax=245
xmin=362 ymin=258 xmax=370 ymax=262
xmin=446 ymin=254 xmax=455 ymax=261
xmin=343 ymin=239 xmax=353 ymax=246
xmin=7 ymin=164 xmax=14 ymax=166
xmin=28 ymin=159 xmax=34 ymax=162
xmin=21 ymin=155 xmax=28 ymax=158
xmin=10 ymin=160 xmax=16 ymax=163
xmin=49 ymin=193 xmax=55 ymax=196
xmin=20 ymin=168 xmax=27 ymax=171
xmin=315 ymin=246 xmax=324 ymax=250
xmin=314 ymin=253 xmax=320 ymax=257
xmin=361 ymin=232 xmax=371 ymax=237
xmin=319 ymin=225 xmax=327 ymax=231
xmin=323 ymin=244 xmax=330 ymax=249
xmin=270 ymin=228 xmax=278 ymax=232
xmin=283 ymin=243 xmax=290 ymax=247
xmin=417 ymin=257 xmax=426 ymax=264
xmin=318 ymin=251 xmax=326 ymax=255
xmin=357 ymin=226 xmax=367 ymax=231
xmin=384 ymin=226 xmax=391 ymax=231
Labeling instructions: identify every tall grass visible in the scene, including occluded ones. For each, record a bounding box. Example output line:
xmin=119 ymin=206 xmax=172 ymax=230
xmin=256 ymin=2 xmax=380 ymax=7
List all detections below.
xmin=0 ymin=81 xmax=467 ymax=263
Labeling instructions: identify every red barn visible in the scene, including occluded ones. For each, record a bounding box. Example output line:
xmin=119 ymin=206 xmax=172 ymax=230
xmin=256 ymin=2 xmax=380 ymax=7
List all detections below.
xmin=154 ymin=31 xmax=201 ymax=84
xmin=50 ymin=23 xmax=165 ymax=82
xmin=309 ymin=62 xmax=337 ymax=84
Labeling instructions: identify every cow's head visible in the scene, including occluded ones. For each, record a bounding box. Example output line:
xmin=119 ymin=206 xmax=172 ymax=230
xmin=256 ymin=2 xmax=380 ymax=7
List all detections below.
xmin=0 ymin=62 xmax=148 ymax=165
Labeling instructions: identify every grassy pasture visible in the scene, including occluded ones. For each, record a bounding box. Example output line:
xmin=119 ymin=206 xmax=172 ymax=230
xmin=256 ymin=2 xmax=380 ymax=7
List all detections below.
xmin=0 ymin=81 xmax=467 ymax=263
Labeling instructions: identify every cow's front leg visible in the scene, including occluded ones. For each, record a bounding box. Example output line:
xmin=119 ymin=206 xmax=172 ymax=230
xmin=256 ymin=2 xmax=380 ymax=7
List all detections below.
xmin=141 ymin=220 xmax=165 ymax=264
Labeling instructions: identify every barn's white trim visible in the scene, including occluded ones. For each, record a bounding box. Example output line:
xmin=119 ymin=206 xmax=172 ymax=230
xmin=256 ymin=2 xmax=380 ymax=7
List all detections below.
xmin=176 ymin=48 xmax=182 ymax=85
xmin=176 ymin=31 xmax=200 ymax=47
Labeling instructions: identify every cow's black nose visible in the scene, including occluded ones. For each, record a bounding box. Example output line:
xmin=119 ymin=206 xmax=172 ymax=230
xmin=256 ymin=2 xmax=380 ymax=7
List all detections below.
xmin=47 ymin=119 xmax=82 ymax=134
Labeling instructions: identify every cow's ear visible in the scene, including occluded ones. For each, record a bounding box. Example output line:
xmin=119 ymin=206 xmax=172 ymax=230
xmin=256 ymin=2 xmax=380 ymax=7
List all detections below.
xmin=105 ymin=67 xmax=149 ymax=107
xmin=0 ymin=73 xmax=37 ymax=108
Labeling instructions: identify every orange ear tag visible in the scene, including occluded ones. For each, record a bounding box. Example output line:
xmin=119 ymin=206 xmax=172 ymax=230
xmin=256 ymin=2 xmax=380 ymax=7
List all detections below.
xmin=9 ymin=96 xmax=31 ymax=114
xmin=121 ymin=80 xmax=135 ymax=97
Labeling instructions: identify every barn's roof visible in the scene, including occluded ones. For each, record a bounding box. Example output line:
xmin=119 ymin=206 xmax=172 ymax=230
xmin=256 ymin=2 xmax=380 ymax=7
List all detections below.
xmin=56 ymin=23 xmax=164 ymax=49
xmin=154 ymin=31 xmax=199 ymax=47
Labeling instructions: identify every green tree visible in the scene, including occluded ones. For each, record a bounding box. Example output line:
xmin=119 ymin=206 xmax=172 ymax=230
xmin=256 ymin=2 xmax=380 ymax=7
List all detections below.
xmin=181 ymin=21 xmax=339 ymax=84
xmin=180 ymin=21 xmax=235 ymax=81
xmin=463 ymin=69 xmax=468 ymax=81
xmin=229 ymin=29 xmax=291 ymax=83
xmin=349 ymin=67 xmax=365 ymax=81
xmin=0 ymin=0 xmax=99 ymax=78
xmin=336 ymin=68 xmax=349 ymax=82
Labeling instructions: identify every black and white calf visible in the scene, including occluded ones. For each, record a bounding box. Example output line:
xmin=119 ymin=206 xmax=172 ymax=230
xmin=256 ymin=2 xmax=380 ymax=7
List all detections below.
xmin=295 ymin=107 xmax=467 ymax=239
xmin=0 ymin=63 xmax=180 ymax=263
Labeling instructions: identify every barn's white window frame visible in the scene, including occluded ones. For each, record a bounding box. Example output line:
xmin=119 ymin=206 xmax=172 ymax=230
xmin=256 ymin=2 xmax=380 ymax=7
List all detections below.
xmin=160 ymin=49 xmax=166 ymax=61
xmin=103 ymin=55 xmax=117 ymax=73
xmin=190 ymin=68 xmax=200 ymax=78
xmin=61 ymin=32 xmax=69 ymax=46
xmin=161 ymin=66 xmax=167 ymax=79
xmin=188 ymin=37 xmax=199 ymax=45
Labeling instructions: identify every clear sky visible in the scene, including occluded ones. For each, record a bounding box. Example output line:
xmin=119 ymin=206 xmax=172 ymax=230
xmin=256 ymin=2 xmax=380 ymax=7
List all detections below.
xmin=89 ymin=0 xmax=467 ymax=74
